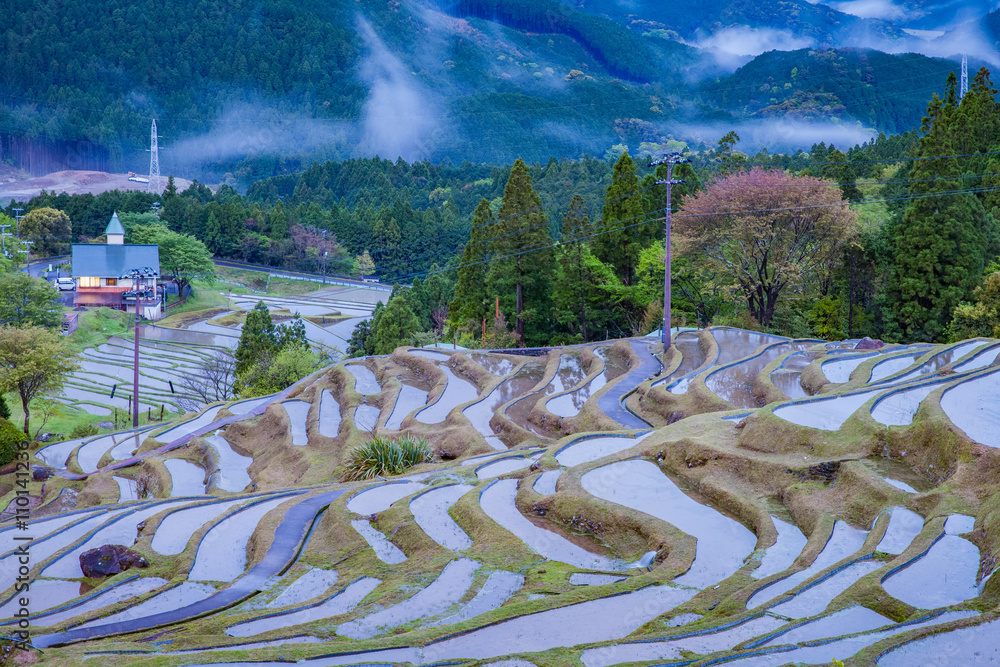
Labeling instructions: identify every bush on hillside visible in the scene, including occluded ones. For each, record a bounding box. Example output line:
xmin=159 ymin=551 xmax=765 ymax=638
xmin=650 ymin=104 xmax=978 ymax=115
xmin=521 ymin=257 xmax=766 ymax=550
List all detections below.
xmin=0 ymin=419 xmax=27 ymax=467
xmin=342 ymin=436 xmax=433 ymax=481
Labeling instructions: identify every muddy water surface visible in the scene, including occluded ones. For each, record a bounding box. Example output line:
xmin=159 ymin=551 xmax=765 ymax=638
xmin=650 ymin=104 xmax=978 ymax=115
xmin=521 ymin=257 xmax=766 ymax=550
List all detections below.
xmin=707 ymin=341 xmax=816 ymax=408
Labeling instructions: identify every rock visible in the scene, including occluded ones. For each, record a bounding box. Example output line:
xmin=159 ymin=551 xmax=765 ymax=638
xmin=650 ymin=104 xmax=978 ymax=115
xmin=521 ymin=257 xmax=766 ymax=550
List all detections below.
xmin=31 ymin=465 xmax=55 ymax=482
xmin=36 ymin=433 xmax=60 ymax=443
xmin=436 ymin=449 xmax=455 ymax=460
xmin=531 ymin=503 xmax=548 ymax=516
xmin=79 ymin=544 xmax=149 ymax=579
xmin=854 ymin=337 xmax=885 ymax=350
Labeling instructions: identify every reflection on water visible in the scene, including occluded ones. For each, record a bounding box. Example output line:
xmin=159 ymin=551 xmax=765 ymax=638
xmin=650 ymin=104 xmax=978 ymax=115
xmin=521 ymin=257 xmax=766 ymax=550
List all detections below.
xmin=463 ymin=364 xmax=545 ymax=448
xmin=707 ymin=341 xmax=815 ymax=408
xmin=547 ymin=348 xmax=626 ymax=418
xmin=507 ymin=355 xmax=588 ymax=432
xmin=713 ymin=328 xmax=785 ymax=366
xmin=469 ymin=353 xmax=516 ymax=377
xmin=771 ymin=349 xmax=826 ymax=399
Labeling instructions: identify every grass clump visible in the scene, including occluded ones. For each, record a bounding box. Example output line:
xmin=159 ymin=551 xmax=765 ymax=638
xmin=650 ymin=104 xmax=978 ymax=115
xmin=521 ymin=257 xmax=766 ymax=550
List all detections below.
xmin=343 ymin=436 xmax=433 ymax=481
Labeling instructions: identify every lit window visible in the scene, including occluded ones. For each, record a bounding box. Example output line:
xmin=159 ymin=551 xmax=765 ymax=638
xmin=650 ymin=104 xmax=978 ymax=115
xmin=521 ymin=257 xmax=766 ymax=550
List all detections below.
xmin=78 ymin=277 xmax=100 ymax=288
xmin=105 ymin=278 xmax=117 ymax=286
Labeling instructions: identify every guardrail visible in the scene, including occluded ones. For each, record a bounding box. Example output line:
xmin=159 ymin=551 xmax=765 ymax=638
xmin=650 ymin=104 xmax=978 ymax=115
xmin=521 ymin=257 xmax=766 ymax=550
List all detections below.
xmin=213 ymin=258 xmax=394 ymax=291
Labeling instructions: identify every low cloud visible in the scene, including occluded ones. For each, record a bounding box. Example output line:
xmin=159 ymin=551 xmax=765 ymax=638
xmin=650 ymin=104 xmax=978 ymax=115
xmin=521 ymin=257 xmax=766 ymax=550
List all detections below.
xmin=671 ymin=119 xmax=876 ymax=154
xmin=831 ymin=0 xmax=907 ymax=21
xmin=695 ymin=27 xmax=815 ymax=69
xmin=166 ymin=102 xmax=350 ymax=167
xmin=355 ymin=16 xmax=441 ymax=162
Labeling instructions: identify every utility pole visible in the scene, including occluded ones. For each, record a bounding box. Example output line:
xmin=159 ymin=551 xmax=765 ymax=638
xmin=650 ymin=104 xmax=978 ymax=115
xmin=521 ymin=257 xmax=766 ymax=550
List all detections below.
xmin=12 ymin=208 xmax=24 ymax=237
xmin=321 ymin=229 xmax=328 ymax=285
xmin=0 ymin=222 xmax=10 ymax=257
xmin=120 ymin=266 xmax=158 ymax=427
xmin=649 ymin=152 xmax=689 ymax=351
xmin=16 ymin=239 xmax=33 ymax=269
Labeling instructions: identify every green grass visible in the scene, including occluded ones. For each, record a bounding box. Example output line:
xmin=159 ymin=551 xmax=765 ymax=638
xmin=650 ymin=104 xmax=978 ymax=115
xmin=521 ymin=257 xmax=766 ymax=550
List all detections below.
xmin=160 ymin=282 xmax=229 ymax=316
xmin=215 ymin=267 xmax=327 ymax=297
xmin=342 ymin=435 xmax=433 ymax=481
xmin=65 ymin=307 xmax=132 ymax=353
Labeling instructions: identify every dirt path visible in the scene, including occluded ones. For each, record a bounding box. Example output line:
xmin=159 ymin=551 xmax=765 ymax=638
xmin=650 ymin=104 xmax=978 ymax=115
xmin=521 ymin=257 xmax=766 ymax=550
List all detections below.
xmin=0 ymin=170 xmax=199 ymax=201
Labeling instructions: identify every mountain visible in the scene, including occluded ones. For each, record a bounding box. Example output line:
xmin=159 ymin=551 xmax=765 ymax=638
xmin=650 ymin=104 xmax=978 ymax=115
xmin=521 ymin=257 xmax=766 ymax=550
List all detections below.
xmin=0 ymin=0 xmax=990 ymax=185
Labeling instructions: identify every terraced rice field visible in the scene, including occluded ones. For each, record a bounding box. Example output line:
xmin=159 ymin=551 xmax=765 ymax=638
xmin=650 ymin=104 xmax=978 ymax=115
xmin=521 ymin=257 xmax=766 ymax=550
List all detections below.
xmin=12 ymin=328 xmax=1000 ymax=666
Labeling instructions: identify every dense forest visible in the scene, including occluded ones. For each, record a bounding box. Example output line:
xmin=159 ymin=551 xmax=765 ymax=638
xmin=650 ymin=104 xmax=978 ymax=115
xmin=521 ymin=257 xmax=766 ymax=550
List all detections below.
xmin=8 ymin=70 xmax=1000 ymax=350
xmin=0 ymin=0 xmax=978 ymax=185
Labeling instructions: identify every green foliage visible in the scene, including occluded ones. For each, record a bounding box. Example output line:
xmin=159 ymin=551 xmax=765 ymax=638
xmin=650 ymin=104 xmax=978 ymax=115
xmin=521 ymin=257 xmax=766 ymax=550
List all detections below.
xmin=487 ymin=158 xmax=554 ymax=346
xmin=19 ymin=207 xmax=71 ymax=257
xmin=234 ymin=302 xmax=317 ymax=396
xmin=342 ymin=435 xmax=433 ymax=481
xmin=0 ymin=273 xmax=61 ymax=328
xmin=0 ymin=418 xmax=27 ymax=466
xmin=69 ymin=422 xmax=100 ymax=439
xmin=449 ymin=199 xmax=493 ymax=328
xmin=130 ymin=225 xmax=216 ymax=296
xmin=237 ymin=344 xmax=320 ymax=398
xmin=808 ymin=295 xmax=845 ymax=340
xmin=0 ymin=325 xmax=81 ymax=435
xmin=948 ymin=272 xmax=1000 ymax=340
xmin=235 ymin=302 xmax=279 ymax=377
xmin=886 ymin=73 xmax=998 ymax=342
xmin=0 ymin=395 xmax=8 ymax=421
xmin=593 ymin=152 xmax=647 ymax=287
xmin=373 ymin=297 xmax=421 ymax=355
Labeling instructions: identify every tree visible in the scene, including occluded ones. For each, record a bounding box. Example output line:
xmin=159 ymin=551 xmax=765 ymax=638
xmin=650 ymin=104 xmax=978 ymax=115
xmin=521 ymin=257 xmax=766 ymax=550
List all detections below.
xmin=0 ymin=273 xmax=61 ymax=328
xmin=238 ymin=344 xmax=320 ymax=398
xmin=19 ymin=207 xmax=71 ymax=257
xmin=592 ymin=151 xmax=646 ymax=286
xmin=553 ymin=195 xmax=594 ymax=340
xmin=0 ymin=325 xmax=80 ymax=435
xmin=235 ymin=301 xmax=278 ymax=377
xmin=356 ymin=251 xmax=375 ymax=279
xmin=449 ymin=199 xmax=493 ymax=328
xmin=676 ymin=168 xmax=857 ymax=327
xmin=486 ymin=158 xmax=553 ymax=346
xmin=130 ymin=226 xmax=215 ymax=296
xmin=373 ymin=296 xmax=420 ymax=354
xmin=886 ymin=75 xmax=996 ymax=342
xmin=179 ymin=349 xmax=237 ymax=405
xmin=948 ymin=271 xmax=1000 ymax=340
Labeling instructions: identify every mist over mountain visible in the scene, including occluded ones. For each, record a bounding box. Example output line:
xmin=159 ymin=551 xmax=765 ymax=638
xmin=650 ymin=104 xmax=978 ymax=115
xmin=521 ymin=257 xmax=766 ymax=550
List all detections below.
xmin=0 ymin=0 xmax=995 ymax=186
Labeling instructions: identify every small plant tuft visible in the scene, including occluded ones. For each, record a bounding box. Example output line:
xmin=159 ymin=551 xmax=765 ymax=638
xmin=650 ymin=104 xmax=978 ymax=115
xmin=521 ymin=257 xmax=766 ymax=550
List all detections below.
xmin=343 ymin=435 xmax=433 ymax=481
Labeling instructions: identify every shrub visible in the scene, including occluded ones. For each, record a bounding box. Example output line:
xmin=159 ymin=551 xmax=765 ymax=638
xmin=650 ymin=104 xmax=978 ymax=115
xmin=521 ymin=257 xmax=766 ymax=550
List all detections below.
xmin=0 ymin=418 xmax=27 ymax=467
xmin=0 ymin=395 xmax=9 ymax=420
xmin=343 ymin=436 xmax=433 ymax=481
xmin=69 ymin=423 xmax=100 ymax=439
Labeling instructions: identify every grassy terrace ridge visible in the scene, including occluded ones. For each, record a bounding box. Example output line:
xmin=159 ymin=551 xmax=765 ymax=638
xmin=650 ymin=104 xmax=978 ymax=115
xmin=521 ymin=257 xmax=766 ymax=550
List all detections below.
xmin=9 ymin=329 xmax=1000 ymax=666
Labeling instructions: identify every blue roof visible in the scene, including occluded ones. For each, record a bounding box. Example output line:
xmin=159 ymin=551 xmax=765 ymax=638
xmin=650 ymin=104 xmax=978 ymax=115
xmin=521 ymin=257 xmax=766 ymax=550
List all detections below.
xmin=105 ymin=212 xmax=125 ymax=236
xmin=71 ymin=244 xmax=160 ymax=278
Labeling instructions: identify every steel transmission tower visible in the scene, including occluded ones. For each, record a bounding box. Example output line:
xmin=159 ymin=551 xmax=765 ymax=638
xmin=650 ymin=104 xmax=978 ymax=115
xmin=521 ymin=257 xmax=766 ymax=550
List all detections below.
xmin=148 ymin=119 xmax=161 ymax=194
xmin=961 ymin=54 xmax=968 ymax=101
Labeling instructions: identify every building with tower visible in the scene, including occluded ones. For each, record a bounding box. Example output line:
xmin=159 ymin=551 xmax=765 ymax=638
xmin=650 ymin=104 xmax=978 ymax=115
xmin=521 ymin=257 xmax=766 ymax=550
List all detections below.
xmin=70 ymin=212 xmax=163 ymax=320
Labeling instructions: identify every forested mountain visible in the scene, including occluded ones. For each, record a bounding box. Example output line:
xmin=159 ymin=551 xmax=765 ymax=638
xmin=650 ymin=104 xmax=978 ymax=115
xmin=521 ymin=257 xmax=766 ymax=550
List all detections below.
xmin=701 ymin=49 xmax=974 ymax=134
xmin=0 ymin=0 xmax=992 ymax=185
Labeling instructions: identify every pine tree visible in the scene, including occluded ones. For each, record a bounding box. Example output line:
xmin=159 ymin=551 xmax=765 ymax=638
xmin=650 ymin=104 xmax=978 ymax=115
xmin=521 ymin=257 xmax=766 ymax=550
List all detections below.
xmin=592 ymin=151 xmax=647 ymax=286
xmin=887 ymin=74 xmax=991 ymax=342
xmin=553 ymin=195 xmax=594 ymax=341
xmin=486 ymin=159 xmax=553 ymax=346
xmin=448 ymin=199 xmax=492 ymax=329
